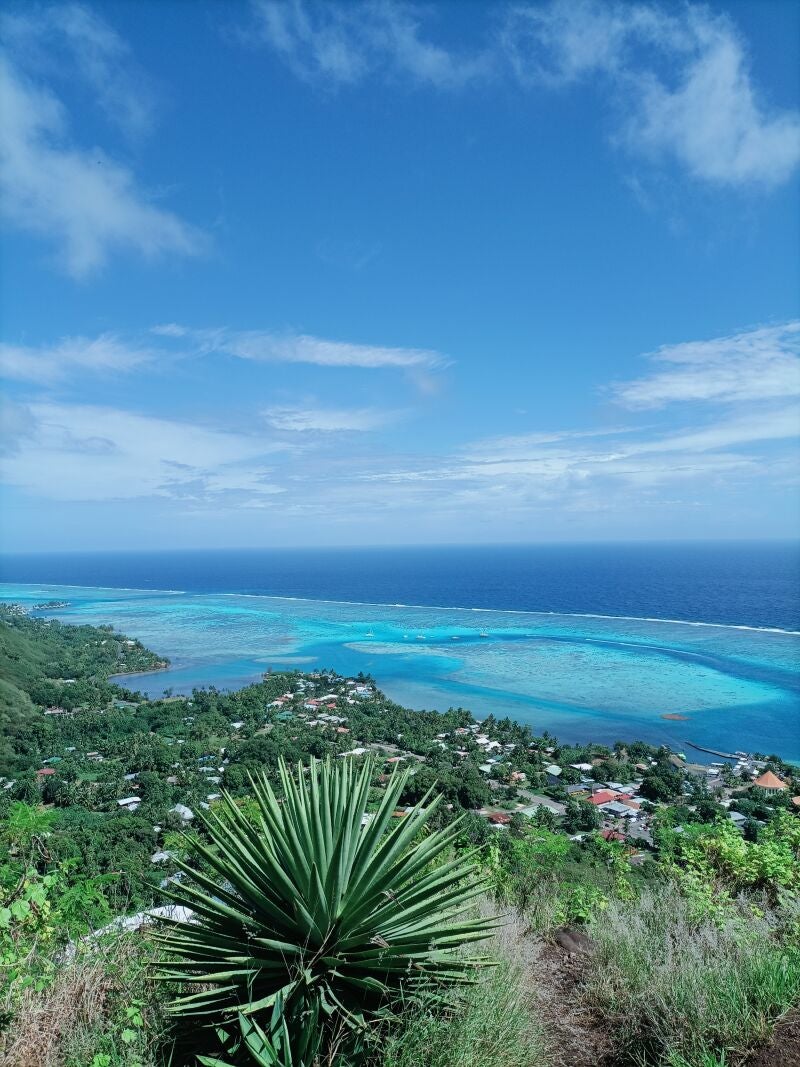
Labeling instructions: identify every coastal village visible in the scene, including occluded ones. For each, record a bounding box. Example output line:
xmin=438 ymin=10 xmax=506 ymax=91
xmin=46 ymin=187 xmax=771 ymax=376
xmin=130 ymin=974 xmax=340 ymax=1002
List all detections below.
xmin=10 ymin=666 xmax=798 ymax=875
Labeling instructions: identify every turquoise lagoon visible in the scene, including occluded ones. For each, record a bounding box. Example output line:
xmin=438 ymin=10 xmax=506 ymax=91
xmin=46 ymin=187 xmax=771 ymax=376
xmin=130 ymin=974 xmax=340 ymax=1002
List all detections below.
xmin=2 ymin=582 xmax=798 ymax=762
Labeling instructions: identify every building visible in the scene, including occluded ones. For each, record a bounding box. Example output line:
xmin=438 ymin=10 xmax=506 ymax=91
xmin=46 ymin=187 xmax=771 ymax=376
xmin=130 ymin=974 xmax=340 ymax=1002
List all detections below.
xmin=544 ymin=764 xmax=563 ymax=786
xmin=588 ymin=789 xmax=620 ymax=806
xmin=753 ymin=771 xmax=788 ymax=794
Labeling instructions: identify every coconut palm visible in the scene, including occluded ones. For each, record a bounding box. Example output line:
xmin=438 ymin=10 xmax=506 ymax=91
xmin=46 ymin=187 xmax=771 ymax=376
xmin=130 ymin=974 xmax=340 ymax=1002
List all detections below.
xmin=156 ymin=757 xmax=496 ymax=1064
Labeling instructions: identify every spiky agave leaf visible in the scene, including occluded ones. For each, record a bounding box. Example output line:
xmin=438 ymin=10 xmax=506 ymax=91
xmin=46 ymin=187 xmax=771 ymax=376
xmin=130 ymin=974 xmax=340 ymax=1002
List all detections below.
xmin=155 ymin=757 xmax=496 ymax=1060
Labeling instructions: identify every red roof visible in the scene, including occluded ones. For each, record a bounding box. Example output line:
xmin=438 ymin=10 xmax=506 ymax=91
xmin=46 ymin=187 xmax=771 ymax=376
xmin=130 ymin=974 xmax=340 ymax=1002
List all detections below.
xmin=488 ymin=812 xmax=512 ymax=825
xmin=753 ymin=771 xmax=787 ymax=790
xmin=588 ymin=790 xmax=620 ymax=806
xmin=601 ymin=829 xmax=626 ymax=842
xmin=36 ymin=767 xmax=56 ymax=775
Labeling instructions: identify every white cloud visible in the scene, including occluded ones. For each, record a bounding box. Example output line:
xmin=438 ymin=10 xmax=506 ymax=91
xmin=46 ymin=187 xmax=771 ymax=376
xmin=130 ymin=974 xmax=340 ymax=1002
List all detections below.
xmin=263 ymin=405 xmax=396 ymax=431
xmin=0 ymin=14 xmax=204 ymax=277
xmin=153 ymin=324 xmax=448 ymax=371
xmin=0 ymin=333 xmax=153 ymax=383
xmin=503 ymin=0 xmax=800 ymax=188
xmin=1 ymin=402 xmax=287 ymax=503
xmin=249 ymin=0 xmax=491 ymax=88
xmin=245 ymin=1 xmax=800 ymax=189
xmin=613 ymin=322 xmax=800 ymax=409
xmin=354 ymin=398 xmax=799 ymax=501
xmin=1 ymin=3 xmax=154 ymax=139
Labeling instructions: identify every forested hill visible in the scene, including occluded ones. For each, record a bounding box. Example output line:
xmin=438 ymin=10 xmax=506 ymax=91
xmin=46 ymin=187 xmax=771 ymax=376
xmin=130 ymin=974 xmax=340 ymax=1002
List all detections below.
xmin=0 ymin=606 xmax=168 ymax=772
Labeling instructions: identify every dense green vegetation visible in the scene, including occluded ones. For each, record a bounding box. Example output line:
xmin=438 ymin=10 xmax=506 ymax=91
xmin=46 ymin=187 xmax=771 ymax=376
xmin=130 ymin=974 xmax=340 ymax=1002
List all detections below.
xmin=0 ymin=607 xmax=798 ymax=1067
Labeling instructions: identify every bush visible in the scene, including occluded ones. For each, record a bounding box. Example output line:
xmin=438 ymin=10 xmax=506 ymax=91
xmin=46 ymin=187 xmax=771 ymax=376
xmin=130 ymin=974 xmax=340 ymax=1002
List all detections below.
xmin=0 ymin=933 xmax=164 ymax=1067
xmin=585 ymin=890 xmax=800 ymax=1065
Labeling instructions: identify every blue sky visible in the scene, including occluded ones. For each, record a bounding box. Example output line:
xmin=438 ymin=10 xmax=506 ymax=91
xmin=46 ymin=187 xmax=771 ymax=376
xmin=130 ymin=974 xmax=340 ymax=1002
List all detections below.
xmin=1 ymin=0 xmax=799 ymax=551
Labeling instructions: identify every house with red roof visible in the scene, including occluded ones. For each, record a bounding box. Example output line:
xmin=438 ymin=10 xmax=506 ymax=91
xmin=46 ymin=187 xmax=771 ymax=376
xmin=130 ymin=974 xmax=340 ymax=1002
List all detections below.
xmin=753 ymin=771 xmax=788 ymax=794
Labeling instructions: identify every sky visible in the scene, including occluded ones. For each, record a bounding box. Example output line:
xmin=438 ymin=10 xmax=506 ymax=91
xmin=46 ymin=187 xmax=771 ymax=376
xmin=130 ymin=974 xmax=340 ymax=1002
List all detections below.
xmin=1 ymin=0 xmax=799 ymax=552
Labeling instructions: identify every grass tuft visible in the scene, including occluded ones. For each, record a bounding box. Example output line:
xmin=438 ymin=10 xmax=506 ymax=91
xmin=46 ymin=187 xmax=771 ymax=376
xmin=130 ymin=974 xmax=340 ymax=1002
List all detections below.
xmin=585 ymin=890 xmax=800 ymax=1066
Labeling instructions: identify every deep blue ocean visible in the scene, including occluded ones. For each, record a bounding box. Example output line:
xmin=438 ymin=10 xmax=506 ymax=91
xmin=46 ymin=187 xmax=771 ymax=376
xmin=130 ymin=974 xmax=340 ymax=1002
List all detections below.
xmin=2 ymin=542 xmax=799 ymax=629
xmin=2 ymin=543 xmax=799 ymax=761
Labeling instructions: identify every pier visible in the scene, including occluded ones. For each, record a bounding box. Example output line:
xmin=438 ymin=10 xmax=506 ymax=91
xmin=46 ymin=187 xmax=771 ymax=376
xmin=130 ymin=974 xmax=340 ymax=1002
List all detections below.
xmin=684 ymin=740 xmax=748 ymax=760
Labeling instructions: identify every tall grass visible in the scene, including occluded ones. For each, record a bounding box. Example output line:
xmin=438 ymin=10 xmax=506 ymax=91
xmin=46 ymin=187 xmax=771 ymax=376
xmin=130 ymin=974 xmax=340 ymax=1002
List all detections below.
xmin=585 ymin=891 xmax=800 ymax=1066
xmin=379 ymin=959 xmax=546 ymax=1067
xmin=379 ymin=918 xmax=547 ymax=1067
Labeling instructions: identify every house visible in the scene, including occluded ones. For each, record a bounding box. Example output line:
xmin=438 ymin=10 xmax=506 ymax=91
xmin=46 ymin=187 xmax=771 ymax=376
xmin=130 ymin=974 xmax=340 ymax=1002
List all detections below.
xmin=753 ymin=771 xmax=788 ymax=794
xmin=36 ymin=767 xmax=57 ymax=776
xmin=588 ymin=789 xmax=620 ymax=806
xmin=117 ymin=797 xmax=141 ymax=810
xmin=172 ymin=804 xmax=194 ymax=822
xmin=600 ymin=829 xmax=626 ymax=843
xmin=487 ymin=812 xmax=512 ymax=826
xmin=544 ymin=764 xmax=562 ymax=786
xmin=728 ymin=810 xmax=747 ymax=826
xmin=600 ymin=801 xmax=634 ymax=818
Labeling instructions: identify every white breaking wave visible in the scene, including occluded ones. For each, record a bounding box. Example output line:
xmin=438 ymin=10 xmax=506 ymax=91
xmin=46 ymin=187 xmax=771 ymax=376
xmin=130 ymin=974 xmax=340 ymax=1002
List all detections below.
xmin=1 ymin=581 xmax=798 ymax=636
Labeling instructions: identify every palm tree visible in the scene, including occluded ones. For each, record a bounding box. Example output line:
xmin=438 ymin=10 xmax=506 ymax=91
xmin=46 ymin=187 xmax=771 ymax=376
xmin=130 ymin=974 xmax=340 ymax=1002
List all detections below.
xmin=156 ymin=757 xmax=496 ymax=1064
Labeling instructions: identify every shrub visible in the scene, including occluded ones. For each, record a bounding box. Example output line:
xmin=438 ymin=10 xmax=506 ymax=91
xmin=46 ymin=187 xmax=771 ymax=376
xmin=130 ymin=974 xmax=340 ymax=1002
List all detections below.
xmin=157 ymin=757 xmax=497 ymax=1064
xmin=585 ymin=890 xmax=800 ymax=1065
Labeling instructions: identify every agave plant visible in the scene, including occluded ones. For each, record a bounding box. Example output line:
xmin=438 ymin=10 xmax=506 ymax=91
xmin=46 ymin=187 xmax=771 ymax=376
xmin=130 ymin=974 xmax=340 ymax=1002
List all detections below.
xmin=156 ymin=757 xmax=496 ymax=1064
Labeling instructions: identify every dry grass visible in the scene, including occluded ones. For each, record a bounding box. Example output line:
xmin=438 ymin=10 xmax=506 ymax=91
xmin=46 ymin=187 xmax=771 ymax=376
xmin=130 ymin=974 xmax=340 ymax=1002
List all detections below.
xmin=0 ymin=934 xmax=160 ymax=1067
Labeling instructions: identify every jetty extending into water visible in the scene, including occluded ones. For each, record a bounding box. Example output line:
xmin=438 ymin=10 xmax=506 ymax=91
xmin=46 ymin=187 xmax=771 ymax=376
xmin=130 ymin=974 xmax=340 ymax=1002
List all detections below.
xmin=684 ymin=740 xmax=749 ymax=760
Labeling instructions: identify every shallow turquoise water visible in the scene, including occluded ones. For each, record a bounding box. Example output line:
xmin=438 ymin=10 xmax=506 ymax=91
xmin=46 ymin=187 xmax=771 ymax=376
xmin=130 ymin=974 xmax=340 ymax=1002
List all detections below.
xmin=2 ymin=582 xmax=798 ymax=761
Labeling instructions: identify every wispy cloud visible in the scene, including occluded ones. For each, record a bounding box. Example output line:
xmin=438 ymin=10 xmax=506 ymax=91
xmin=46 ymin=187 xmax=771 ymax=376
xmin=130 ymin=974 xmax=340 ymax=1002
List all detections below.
xmin=613 ymin=322 xmax=800 ymax=409
xmin=350 ymin=321 xmax=800 ymax=510
xmin=1 ymin=402 xmax=287 ymax=503
xmin=1 ymin=3 xmax=155 ymax=139
xmin=244 ymin=0 xmax=800 ymax=190
xmin=3 ymin=322 xmax=797 ymax=532
xmin=152 ymin=324 xmax=449 ymax=372
xmin=263 ymin=405 xmax=397 ymax=432
xmin=0 ymin=333 xmax=154 ymax=383
xmin=248 ymin=0 xmax=491 ymax=88
xmin=0 ymin=7 xmax=205 ymax=277
xmin=505 ymin=0 xmax=800 ymax=188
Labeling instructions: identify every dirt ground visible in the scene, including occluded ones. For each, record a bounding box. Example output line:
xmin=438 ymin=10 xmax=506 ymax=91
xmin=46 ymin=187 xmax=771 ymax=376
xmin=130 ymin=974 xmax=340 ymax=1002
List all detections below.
xmin=523 ymin=927 xmax=614 ymax=1067
xmin=747 ymin=1009 xmax=800 ymax=1067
